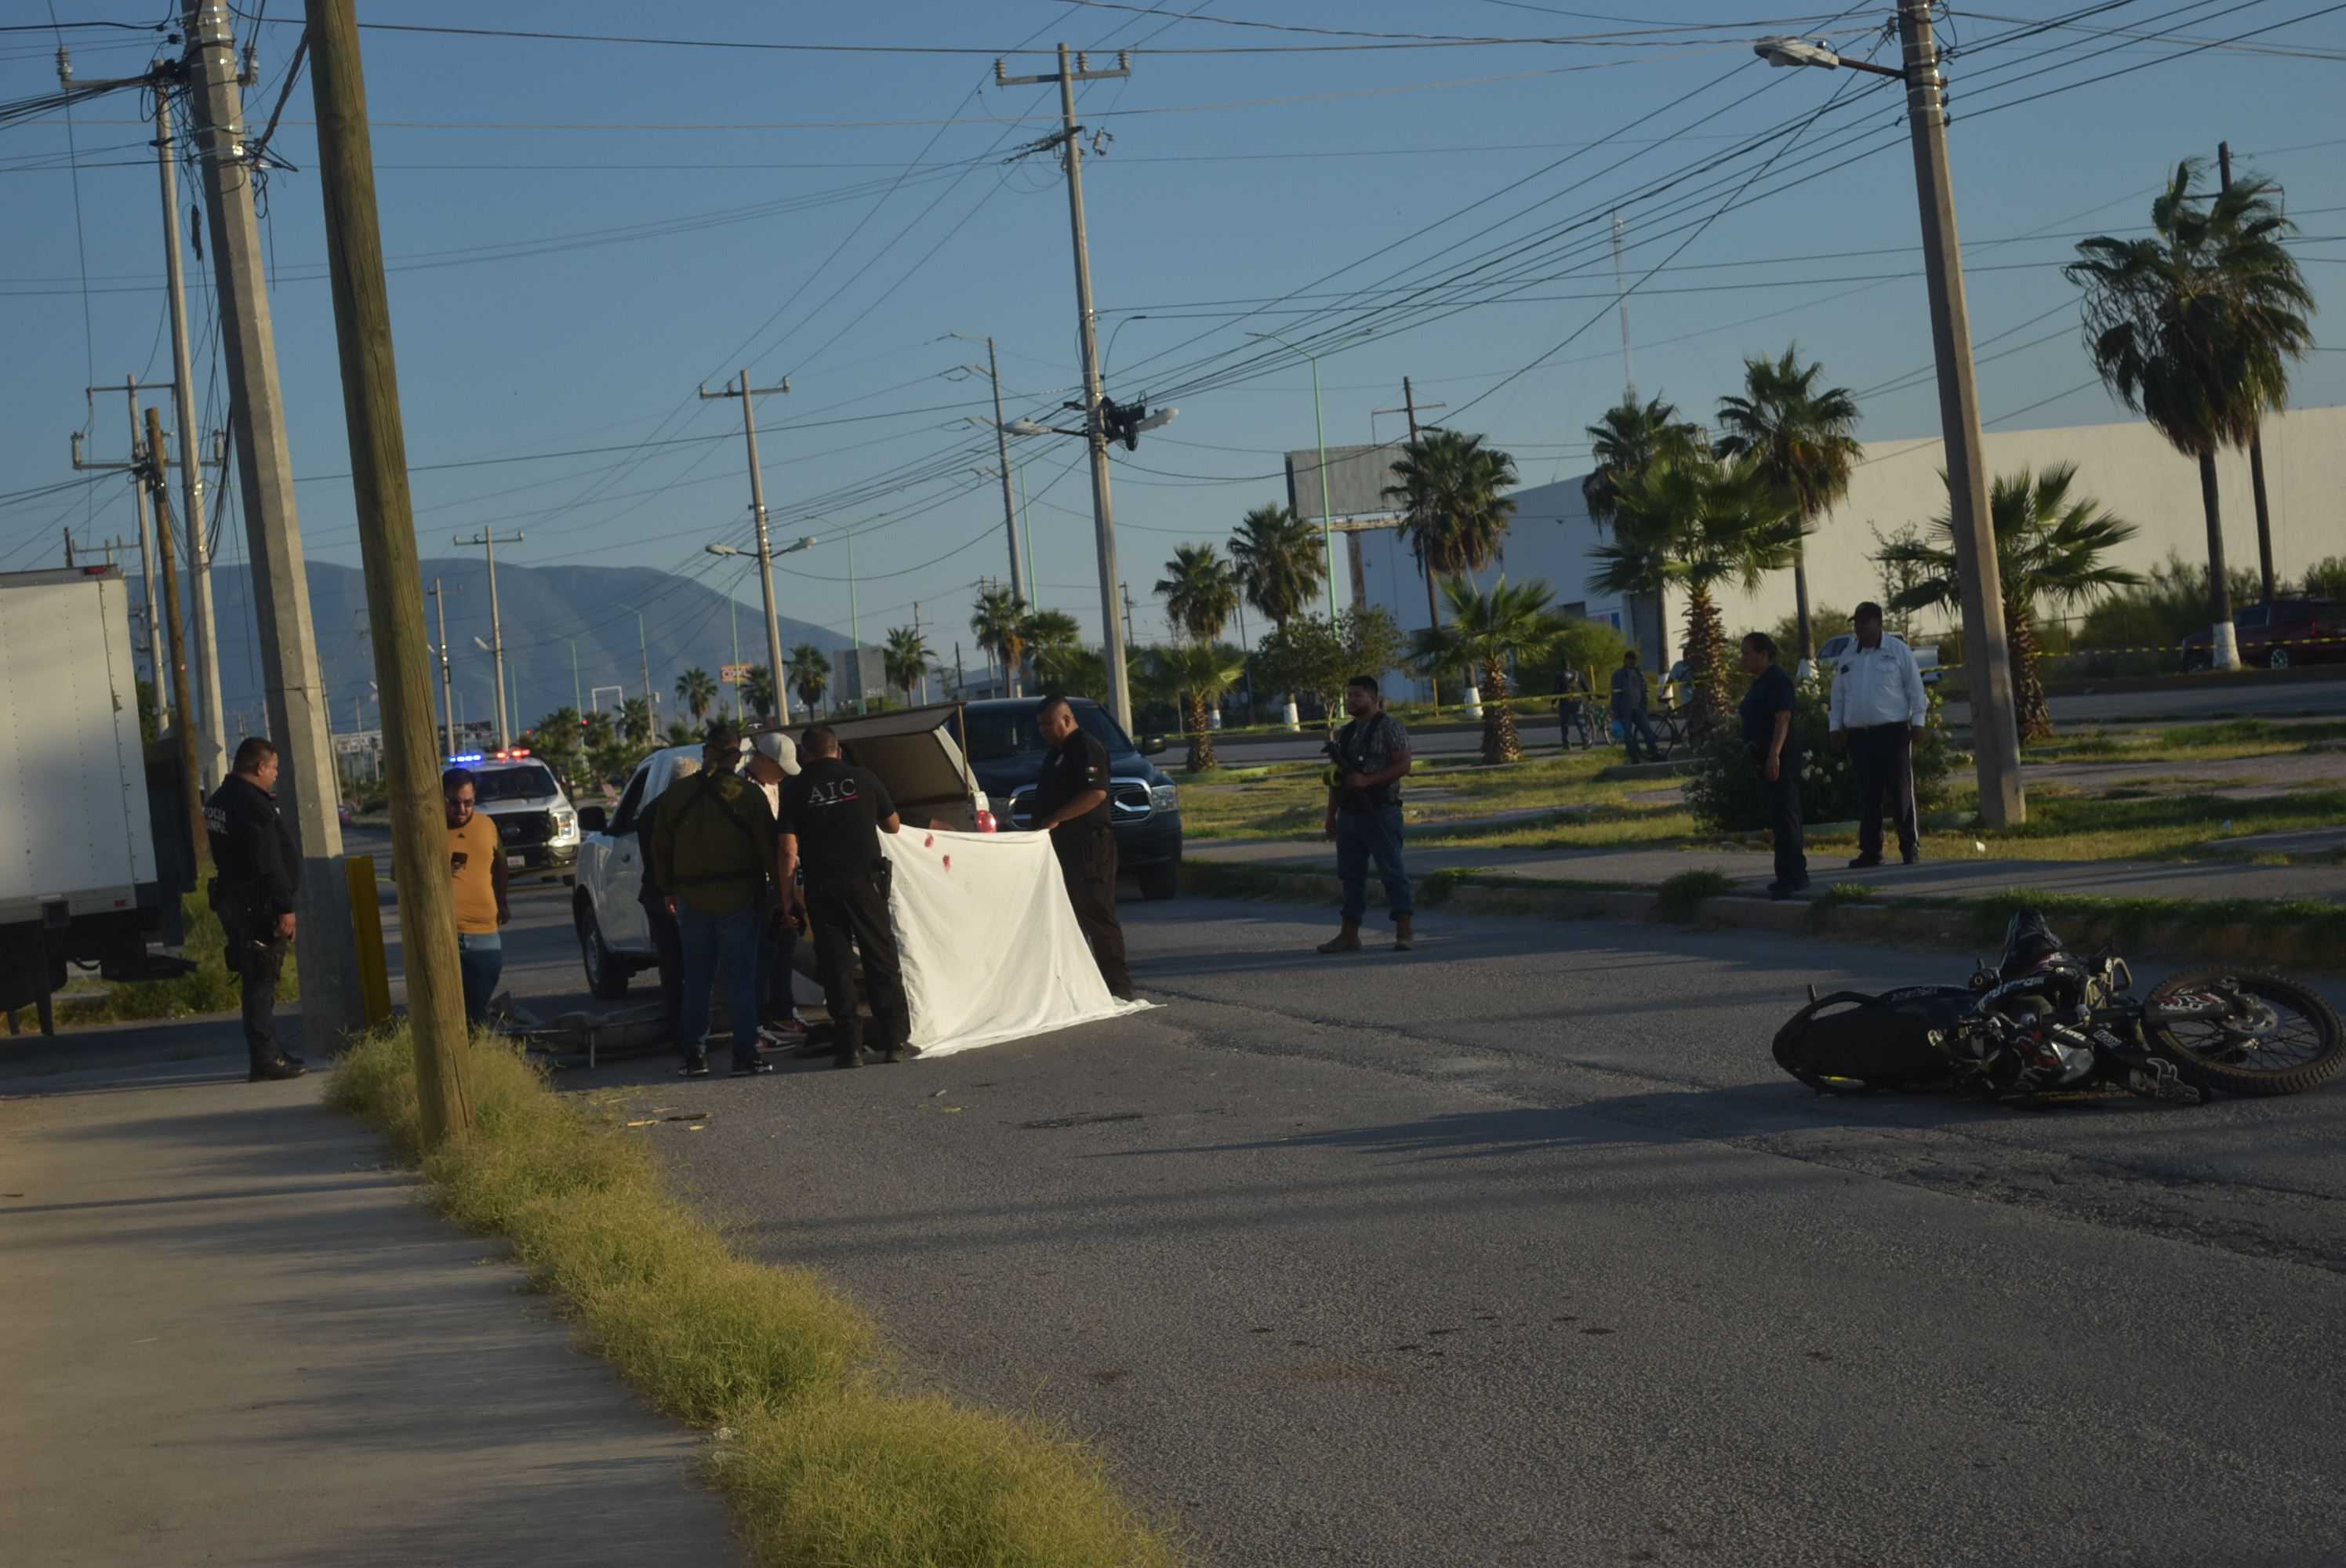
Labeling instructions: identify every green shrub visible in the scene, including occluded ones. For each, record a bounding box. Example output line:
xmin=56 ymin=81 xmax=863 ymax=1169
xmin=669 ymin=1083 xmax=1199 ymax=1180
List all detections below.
xmin=1520 ymin=615 xmax=1634 ymax=695
xmin=2304 ymin=555 xmax=2346 ymax=599
xmin=1654 ymin=868 xmax=1734 ymax=922
xmin=1682 ymin=673 xmax=1956 ymax=833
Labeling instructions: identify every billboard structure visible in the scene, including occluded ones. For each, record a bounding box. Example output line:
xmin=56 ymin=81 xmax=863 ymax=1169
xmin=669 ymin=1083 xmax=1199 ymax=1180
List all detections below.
xmin=1283 ymin=442 xmax=1406 ymax=525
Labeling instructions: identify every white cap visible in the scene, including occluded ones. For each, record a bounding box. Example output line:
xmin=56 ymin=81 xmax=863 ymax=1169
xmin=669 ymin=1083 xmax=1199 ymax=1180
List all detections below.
xmin=753 ymin=729 xmax=801 ymax=777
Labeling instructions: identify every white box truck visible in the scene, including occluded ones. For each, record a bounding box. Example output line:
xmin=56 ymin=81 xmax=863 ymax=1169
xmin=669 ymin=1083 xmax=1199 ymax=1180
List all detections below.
xmin=1 ymin=564 xmax=195 ymax=1035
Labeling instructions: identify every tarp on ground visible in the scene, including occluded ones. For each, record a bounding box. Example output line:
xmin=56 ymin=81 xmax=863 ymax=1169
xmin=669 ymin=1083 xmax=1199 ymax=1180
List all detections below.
xmin=881 ymin=827 xmax=1149 ymax=1058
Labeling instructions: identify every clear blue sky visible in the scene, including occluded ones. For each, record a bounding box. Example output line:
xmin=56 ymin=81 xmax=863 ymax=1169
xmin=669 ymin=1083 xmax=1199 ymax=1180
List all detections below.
xmin=6 ymin=2 xmax=2341 ymax=677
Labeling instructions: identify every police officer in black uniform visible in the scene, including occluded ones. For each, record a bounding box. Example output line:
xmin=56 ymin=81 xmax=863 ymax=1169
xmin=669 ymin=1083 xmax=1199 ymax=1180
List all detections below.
xmin=778 ymin=726 xmax=912 ymax=1068
xmin=204 ymin=736 xmax=306 ymax=1081
xmin=1032 ymin=696 xmax=1134 ymax=1000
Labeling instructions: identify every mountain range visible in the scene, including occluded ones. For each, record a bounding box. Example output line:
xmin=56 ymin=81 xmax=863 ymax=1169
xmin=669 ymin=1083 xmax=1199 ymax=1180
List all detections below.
xmin=134 ymin=555 xmax=923 ymax=739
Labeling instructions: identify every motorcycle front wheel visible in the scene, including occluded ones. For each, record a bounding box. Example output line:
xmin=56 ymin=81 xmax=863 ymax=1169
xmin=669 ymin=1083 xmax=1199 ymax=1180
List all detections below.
xmin=2145 ymin=970 xmax=2346 ymax=1098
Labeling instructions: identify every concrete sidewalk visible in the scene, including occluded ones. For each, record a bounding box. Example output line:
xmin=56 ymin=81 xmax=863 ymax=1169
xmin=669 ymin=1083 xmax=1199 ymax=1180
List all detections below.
xmin=1187 ymin=834 xmax=2346 ymax=906
xmin=0 ymin=1029 xmax=739 ymax=1568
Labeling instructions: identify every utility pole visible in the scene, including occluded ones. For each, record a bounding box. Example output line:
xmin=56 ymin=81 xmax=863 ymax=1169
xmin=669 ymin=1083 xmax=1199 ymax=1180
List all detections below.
xmin=144 ymin=409 xmax=206 ymax=869
xmin=454 ymin=528 xmax=521 ymax=751
xmin=427 ymin=577 xmax=456 ymax=757
xmin=306 ymin=0 xmax=473 ymax=1141
xmin=2218 ymin=140 xmax=2278 ymax=604
xmin=997 ymin=45 xmax=1135 ymax=733
xmin=154 ymin=73 xmax=226 ymax=789
xmin=179 ymin=0 xmax=361 ymax=1036
xmin=71 ymin=381 xmax=171 ymax=728
xmin=1404 ymin=377 xmax=1442 ymax=711
xmin=1893 ymin=0 xmax=2025 ymax=827
xmin=637 ymin=611 xmax=656 ymax=720
xmin=697 ymin=369 xmax=794 ymax=724
xmin=984 ymin=336 xmax=1026 ymax=605
xmin=1120 ymin=581 xmax=1138 ymax=648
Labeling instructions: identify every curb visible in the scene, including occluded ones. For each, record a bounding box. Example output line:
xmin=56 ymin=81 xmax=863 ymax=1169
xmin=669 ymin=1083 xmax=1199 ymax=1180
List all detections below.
xmin=1177 ymin=858 xmax=2344 ymax=972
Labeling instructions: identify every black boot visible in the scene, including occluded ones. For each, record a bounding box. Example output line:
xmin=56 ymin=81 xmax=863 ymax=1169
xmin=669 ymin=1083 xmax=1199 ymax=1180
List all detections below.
xmin=248 ymin=1054 xmax=307 ymax=1082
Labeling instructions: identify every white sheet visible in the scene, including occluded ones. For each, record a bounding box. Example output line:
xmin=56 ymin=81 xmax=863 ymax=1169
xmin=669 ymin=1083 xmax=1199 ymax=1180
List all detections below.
xmin=881 ymin=827 xmax=1151 ymax=1058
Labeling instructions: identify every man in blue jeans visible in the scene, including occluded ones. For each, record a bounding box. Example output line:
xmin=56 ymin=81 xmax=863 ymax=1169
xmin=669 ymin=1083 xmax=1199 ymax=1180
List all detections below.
xmin=649 ymin=723 xmax=777 ymax=1079
xmin=1319 ymin=674 xmax=1416 ymax=954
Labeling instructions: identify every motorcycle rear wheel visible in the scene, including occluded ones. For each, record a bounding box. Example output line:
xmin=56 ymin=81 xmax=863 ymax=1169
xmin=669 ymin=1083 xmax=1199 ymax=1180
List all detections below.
xmin=2145 ymin=970 xmax=2346 ymax=1098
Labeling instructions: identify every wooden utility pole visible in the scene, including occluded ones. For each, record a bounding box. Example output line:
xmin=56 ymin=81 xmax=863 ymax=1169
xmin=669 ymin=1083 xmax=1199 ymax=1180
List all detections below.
xmin=303 ymin=0 xmax=472 ymax=1143
xmin=2218 ymin=140 xmax=2279 ymax=604
xmin=454 ymin=528 xmax=522 ymax=751
xmin=997 ymin=45 xmax=1135 ymax=733
xmin=180 ymin=0 xmax=363 ymax=1034
xmin=145 ymin=408 xmax=209 ymax=870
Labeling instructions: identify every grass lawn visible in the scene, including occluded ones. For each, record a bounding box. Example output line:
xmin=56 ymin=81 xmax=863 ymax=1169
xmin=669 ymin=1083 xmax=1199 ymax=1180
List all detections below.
xmin=2023 ymin=718 xmax=2346 ymax=765
xmin=1178 ymin=750 xmax=1627 ymax=840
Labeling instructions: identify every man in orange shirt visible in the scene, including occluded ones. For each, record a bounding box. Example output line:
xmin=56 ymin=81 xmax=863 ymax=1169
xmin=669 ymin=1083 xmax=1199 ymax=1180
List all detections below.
xmin=442 ymin=767 xmax=510 ymax=1026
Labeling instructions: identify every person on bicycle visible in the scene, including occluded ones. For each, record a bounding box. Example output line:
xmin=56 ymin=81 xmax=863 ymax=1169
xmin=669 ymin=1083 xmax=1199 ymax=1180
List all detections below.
xmin=1553 ymin=664 xmax=1589 ymax=747
xmin=1611 ymin=649 xmax=1663 ymax=764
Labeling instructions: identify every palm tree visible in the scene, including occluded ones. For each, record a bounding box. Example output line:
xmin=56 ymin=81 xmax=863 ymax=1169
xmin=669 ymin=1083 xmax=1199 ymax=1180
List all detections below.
xmin=2066 ymin=160 xmax=2314 ymax=668
xmin=674 ymin=666 xmax=717 ymax=723
xmin=970 ymin=586 xmax=1028 ymax=695
xmin=1409 ymin=577 xmax=1567 ymax=765
xmin=665 ymin=719 xmax=698 ymax=747
xmin=786 ymin=642 xmax=830 ymax=717
xmin=1878 ymin=464 xmax=2143 ymax=742
xmin=1713 ymin=343 xmax=1864 ymax=666
xmin=1141 ymin=642 xmax=1248 ymax=771
xmin=883 ymin=626 xmax=934 ymax=707
xmin=1590 ymin=455 xmax=1803 ymax=731
xmin=1154 ymin=543 xmax=1241 ymax=644
xmin=1229 ymin=503 xmax=1326 ymax=629
xmin=741 ymin=664 xmax=777 ymax=723
xmin=619 ymin=696 xmax=653 ymax=746
xmin=1582 ymin=394 xmax=1705 ymax=528
xmin=1022 ymin=608 xmax=1083 ymax=690
xmin=1384 ymin=429 xmax=1518 ymax=701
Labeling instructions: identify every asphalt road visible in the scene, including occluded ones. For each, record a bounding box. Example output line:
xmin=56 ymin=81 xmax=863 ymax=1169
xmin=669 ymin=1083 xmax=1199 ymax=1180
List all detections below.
xmin=1213 ymin=677 xmax=2341 ymax=764
xmin=349 ymin=863 xmax=2346 ymax=1568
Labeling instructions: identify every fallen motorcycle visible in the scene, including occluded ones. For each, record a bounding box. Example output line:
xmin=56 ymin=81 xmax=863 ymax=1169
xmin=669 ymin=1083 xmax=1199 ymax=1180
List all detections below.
xmin=1773 ymin=909 xmax=2344 ymax=1105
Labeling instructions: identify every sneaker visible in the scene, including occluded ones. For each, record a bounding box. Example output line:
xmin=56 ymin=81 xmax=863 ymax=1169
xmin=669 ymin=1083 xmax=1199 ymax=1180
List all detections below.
xmin=879 ymin=1043 xmax=924 ymax=1065
xmin=1901 ymin=851 xmax=1921 ymax=866
xmin=679 ymin=1057 xmax=711 ymax=1079
xmin=731 ymin=1058 xmax=775 ymax=1077
xmin=1847 ymin=854 xmax=1883 ymax=869
xmin=834 ymin=1046 xmax=863 ymax=1070
xmin=247 ymin=1054 xmax=307 ymax=1082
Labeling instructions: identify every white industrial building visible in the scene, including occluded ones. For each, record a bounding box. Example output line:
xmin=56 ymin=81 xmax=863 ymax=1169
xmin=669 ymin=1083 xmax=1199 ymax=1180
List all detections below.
xmin=1332 ymin=405 xmax=2345 ymax=688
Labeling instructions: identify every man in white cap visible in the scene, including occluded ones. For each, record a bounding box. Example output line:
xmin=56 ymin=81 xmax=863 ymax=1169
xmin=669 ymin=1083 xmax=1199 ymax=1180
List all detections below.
xmin=746 ymin=729 xmax=809 ymax=1047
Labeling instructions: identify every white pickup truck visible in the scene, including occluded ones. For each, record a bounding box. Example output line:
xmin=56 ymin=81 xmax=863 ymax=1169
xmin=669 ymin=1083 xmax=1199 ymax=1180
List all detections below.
xmin=568 ymin=707 xmax=993 ymax=1000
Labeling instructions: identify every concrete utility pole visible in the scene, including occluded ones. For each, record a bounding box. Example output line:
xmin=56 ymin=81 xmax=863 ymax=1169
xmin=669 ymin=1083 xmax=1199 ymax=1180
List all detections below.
xmin=427 ymin=577 xmax=456 ymax=757
xmin=179 ymin=0 xmax=361 ymax=1036
xmin=454 ymin=528 xmax=521 ymax=751
xmin=144 ymin=409 xmax=207 ymax=869
xmin=154 ymin=74 xmax=226 ymax=789
xmin=984 ymin=337 xmax=1026 ymax=605
xmin=1892 ymin=0 xmax=2024 ymax=827
xmin=997 ymin=45 xmax=1135 ymax=733
xmin=2218 ymin=140 xmax=2279 ymax=604
xmin=71 ymin=381 xmax=171 ymax=728
xmin=1402 ymin=376 xmax=1442 ymax=711
xmin=305 ymin=0 xmax=473 ymax=1142
xmin=698 ymin=369 xmax=795 ymax=725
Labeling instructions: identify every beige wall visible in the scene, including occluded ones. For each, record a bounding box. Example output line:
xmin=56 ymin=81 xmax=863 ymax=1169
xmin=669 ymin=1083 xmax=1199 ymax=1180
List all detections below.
xmin=1360 ymin=405 xmax=2346 ymax=677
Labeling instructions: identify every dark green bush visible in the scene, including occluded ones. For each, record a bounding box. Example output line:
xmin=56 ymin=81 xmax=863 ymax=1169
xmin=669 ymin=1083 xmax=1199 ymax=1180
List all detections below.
xmin=1682 ymin=674 xmax=1956 ymax=832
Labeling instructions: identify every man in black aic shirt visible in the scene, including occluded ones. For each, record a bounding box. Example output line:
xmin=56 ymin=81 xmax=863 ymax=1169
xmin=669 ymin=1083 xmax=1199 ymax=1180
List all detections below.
xmin=1738 ymin=632 xmax=1809 ymax=900
xmin=1030 ymin=697 xmax=1134 ymax=1000
xmin=779 ymin=726 xmax=911 ymax=1067
xmin=203 ymin=735 xmax=307 ymax=1080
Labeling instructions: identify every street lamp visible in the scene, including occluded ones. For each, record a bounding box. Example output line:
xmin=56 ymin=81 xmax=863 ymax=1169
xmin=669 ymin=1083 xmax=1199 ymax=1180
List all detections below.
xmin=943 ymin=332 xmax=1030 ymax=607
xmin=706 ymin=534 xmax=815 ymax=723
xmin=1758 ymin=3 xmax=2026 ymax=829
xmin=1247 ymin=328 xmax=1353 ymax=621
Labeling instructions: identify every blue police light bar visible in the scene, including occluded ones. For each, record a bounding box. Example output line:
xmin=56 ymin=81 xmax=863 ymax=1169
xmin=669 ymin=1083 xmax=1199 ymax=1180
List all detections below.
xmin=446 ymin=753 xmax=484 ymax=764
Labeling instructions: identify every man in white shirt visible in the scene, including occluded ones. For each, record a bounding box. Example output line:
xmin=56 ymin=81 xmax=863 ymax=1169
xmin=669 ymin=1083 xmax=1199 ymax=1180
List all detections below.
xmin=1828 ymin=601 xmax=1929 ymax=867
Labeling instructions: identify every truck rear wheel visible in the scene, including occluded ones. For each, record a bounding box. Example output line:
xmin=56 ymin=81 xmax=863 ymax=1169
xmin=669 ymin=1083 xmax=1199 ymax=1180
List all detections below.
xmin=577 ymin=903 xmax=630 ymax=1001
